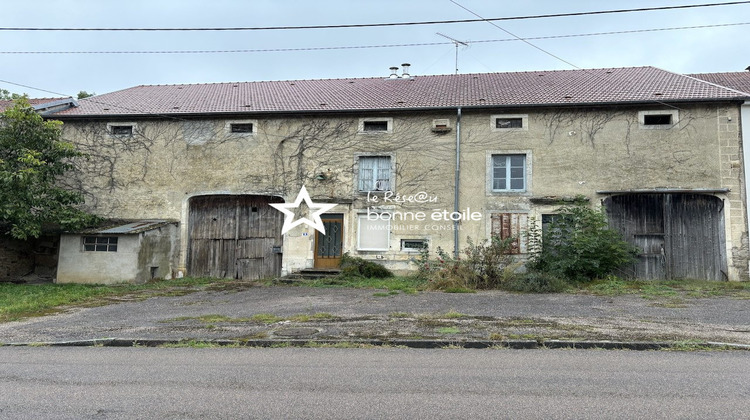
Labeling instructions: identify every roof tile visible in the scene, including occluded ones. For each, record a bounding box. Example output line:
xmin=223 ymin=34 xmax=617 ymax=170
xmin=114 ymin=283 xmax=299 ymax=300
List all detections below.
xmin=51 ymin=67 xmax=749 ymax=117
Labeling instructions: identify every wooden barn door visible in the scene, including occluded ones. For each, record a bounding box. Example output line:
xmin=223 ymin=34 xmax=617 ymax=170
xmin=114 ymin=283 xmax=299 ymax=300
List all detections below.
xmin=666 ymin=194 xmax=726 ymax=280
xmin=605 ymin=193 xmax=726 ymax=280
xmin=188 ymin=195 xmax=284 ymax=279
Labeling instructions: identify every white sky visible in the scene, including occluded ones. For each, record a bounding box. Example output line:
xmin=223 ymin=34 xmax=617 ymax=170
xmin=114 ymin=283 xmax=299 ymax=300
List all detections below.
xmin=1 ymin=0 xmax=749 ymax=97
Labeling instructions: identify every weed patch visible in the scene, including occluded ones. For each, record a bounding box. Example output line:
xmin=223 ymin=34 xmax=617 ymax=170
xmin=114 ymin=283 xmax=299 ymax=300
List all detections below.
xmin=442 ymin=310 xmax=466 ymax=319
xmin=0 ymin=277 xmax=235 ymax=323
xmin=437 ymin=326 xmax=461 ymax=334
xmin=288 ymin=313 xmax=336 ymax=322
xmin=163 ymin=314 xmax=253 ymax=324
xmin=250 ymin=313 xmax=284 ymax=324
xmin=300 ymin=275 xmax=425 ymax=294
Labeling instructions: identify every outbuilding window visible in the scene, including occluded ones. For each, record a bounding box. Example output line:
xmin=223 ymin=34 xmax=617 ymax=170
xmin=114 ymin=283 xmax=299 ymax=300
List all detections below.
xmin=83 ymin=236 xmax=118 ymax=252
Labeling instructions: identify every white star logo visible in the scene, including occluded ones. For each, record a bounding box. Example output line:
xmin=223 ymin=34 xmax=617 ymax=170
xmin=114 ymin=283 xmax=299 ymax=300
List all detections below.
xmin=270 ymin=185 xmax=338 ymax=235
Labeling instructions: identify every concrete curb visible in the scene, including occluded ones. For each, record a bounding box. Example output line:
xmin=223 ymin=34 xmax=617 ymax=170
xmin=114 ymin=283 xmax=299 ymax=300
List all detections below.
xmin=2 ymin=338 xmax=749 ymax=350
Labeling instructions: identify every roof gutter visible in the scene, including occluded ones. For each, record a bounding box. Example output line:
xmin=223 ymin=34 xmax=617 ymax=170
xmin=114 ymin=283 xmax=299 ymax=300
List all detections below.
xmin=48 ymin=98 xmax=750 ymax=120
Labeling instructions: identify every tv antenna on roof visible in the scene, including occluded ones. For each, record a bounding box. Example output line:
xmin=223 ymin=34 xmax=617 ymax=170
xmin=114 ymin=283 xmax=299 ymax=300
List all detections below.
xmin=436 ymin=32 xmax=468 ymax=74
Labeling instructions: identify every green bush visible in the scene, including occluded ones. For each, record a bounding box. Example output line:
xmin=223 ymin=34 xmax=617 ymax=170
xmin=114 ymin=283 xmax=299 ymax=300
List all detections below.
xmin=412 ymin=236 xmax=521 ymax=291
xmin=503 ymin=272 xmax=568 ymax=293
xmin=339 ymin=253 xmax=393 ymax=278
xmin=527 ymin=204 xmax=638 ymax=283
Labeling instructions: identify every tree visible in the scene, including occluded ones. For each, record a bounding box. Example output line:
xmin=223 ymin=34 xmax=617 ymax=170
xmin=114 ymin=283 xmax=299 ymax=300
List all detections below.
xmin=0 ymin=89 xmax=25 ymax=101
xmin=76 ymin=91 xmax=95 ymax=99
xmin=0 ymin=98 xmax=98 ymax=239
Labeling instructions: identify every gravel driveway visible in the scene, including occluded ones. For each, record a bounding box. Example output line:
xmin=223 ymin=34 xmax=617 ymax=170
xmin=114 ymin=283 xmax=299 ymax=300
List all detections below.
xmin=1 ymin=285 xmax=748 ymax=345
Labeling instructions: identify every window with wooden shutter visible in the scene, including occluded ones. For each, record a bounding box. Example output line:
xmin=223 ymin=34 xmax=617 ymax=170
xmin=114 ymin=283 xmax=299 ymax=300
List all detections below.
xmin=490 ymin=213 xmax=528 ymax=254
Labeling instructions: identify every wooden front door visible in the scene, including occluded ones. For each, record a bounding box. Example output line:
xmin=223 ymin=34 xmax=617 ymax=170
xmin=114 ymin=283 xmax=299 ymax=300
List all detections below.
xmin=188 ymin=195 xmax=284 ymax=279
xmin=314 ymin=214 xmax=343 ymax=268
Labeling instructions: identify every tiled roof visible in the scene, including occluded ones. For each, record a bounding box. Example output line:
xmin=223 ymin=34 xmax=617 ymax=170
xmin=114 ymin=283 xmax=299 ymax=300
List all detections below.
xmin=51 ymin=67 xmax=749 ymax=117
xmin=688 ymin=72 xmax=750 ymax=95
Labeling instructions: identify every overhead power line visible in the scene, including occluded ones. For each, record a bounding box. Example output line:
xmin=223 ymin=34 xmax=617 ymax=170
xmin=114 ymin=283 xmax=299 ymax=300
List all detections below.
xmin=1 ymin=1 xmax=749 ymax=31
xmin=0 ymin=22 xmax=746 ymax=55
xmin=448 ymin=0 xmax=683 ymax=111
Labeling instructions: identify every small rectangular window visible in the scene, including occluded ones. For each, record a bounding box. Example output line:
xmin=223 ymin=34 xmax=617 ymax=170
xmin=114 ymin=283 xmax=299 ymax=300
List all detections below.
xmin=83 ymin=236 xmax=118 ymax=252
xmin=643 ymin=114 xmax=672 ymax=125
xmin=495 ymin=118 xmax=523 ymax=129
xmin=639 ymin=110 xmax=678 ymax=129
xmin=363 ymin=121 xmax=389 ymax=132
xmin=230 ymin=123 xmax=254 ymax=133
xmin=492 ymin=154 xmax=526 ymax=192
xmin=110 ymin=125 xmax=133 ymax=136
xmin=491 ymin=114 xmax=528 ymax=131
xmin=401 ymin=239 xmax=428 ymax=251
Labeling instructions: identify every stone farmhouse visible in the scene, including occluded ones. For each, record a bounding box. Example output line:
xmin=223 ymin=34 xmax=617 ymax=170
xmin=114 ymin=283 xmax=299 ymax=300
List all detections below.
xmin=28 ymin=66 xmax=750 ymax=283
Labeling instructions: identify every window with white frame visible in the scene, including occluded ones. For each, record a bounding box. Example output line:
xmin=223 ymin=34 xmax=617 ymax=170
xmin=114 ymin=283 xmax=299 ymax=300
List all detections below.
xmin=358 ymin=156 xmax=392 ymax=192
xmin=401 ymin=239 xmax=428 ymax=252
xmin=358 ymin=214 xmax=390 ymax=250
xmin=492 ymin=154 xmax=526 ymax=192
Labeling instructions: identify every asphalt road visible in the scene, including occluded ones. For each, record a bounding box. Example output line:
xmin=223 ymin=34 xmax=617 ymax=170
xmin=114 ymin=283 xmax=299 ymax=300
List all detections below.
xmin=1 ymin=347 xmax=748 ymax=419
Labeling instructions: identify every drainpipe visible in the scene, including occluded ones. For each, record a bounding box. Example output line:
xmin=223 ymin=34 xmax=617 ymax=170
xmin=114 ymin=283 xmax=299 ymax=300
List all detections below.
xmin=454 ymin=108 xmax=462 ymax=257
xmin=741 ymin=101 xmax=750 ymax=277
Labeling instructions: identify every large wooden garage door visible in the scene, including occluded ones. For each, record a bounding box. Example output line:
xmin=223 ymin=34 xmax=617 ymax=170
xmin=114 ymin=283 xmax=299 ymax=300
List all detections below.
xmin=188 ymin=195 xmax=284 ymax=279
xmin=605 ymin=193 xmax=727 ymax=281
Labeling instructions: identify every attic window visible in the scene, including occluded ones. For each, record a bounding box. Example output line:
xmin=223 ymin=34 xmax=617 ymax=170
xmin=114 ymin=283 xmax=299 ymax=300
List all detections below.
xmin=107 ymin=123 xmax=136 ymax=136
xmin=230 ymin=123 xmax=254 ymax=133
xmin=496 ymin=118 xmax=523 ymax=129
xmin=639 ymin=110 xmax=678 ymax=129
xmin=643 ymin=114 xmax=672 ymax=125
xmin=491 ymin=114 xmax=528 ymax=131
xmin=358 ymin=118 xmax=393 ymax=134
xmin=111 ymin=126 xmax=132 ymax=135
xmin=225 ymin=120 xmax=258 ymax=135
xmin=363 ymin=121 xmax=388 ymax=131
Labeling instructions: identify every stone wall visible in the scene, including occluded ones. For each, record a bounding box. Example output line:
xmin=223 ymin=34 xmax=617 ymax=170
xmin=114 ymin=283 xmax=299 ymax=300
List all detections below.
xmin=57 ymin=102 xmax=749 ymax=280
